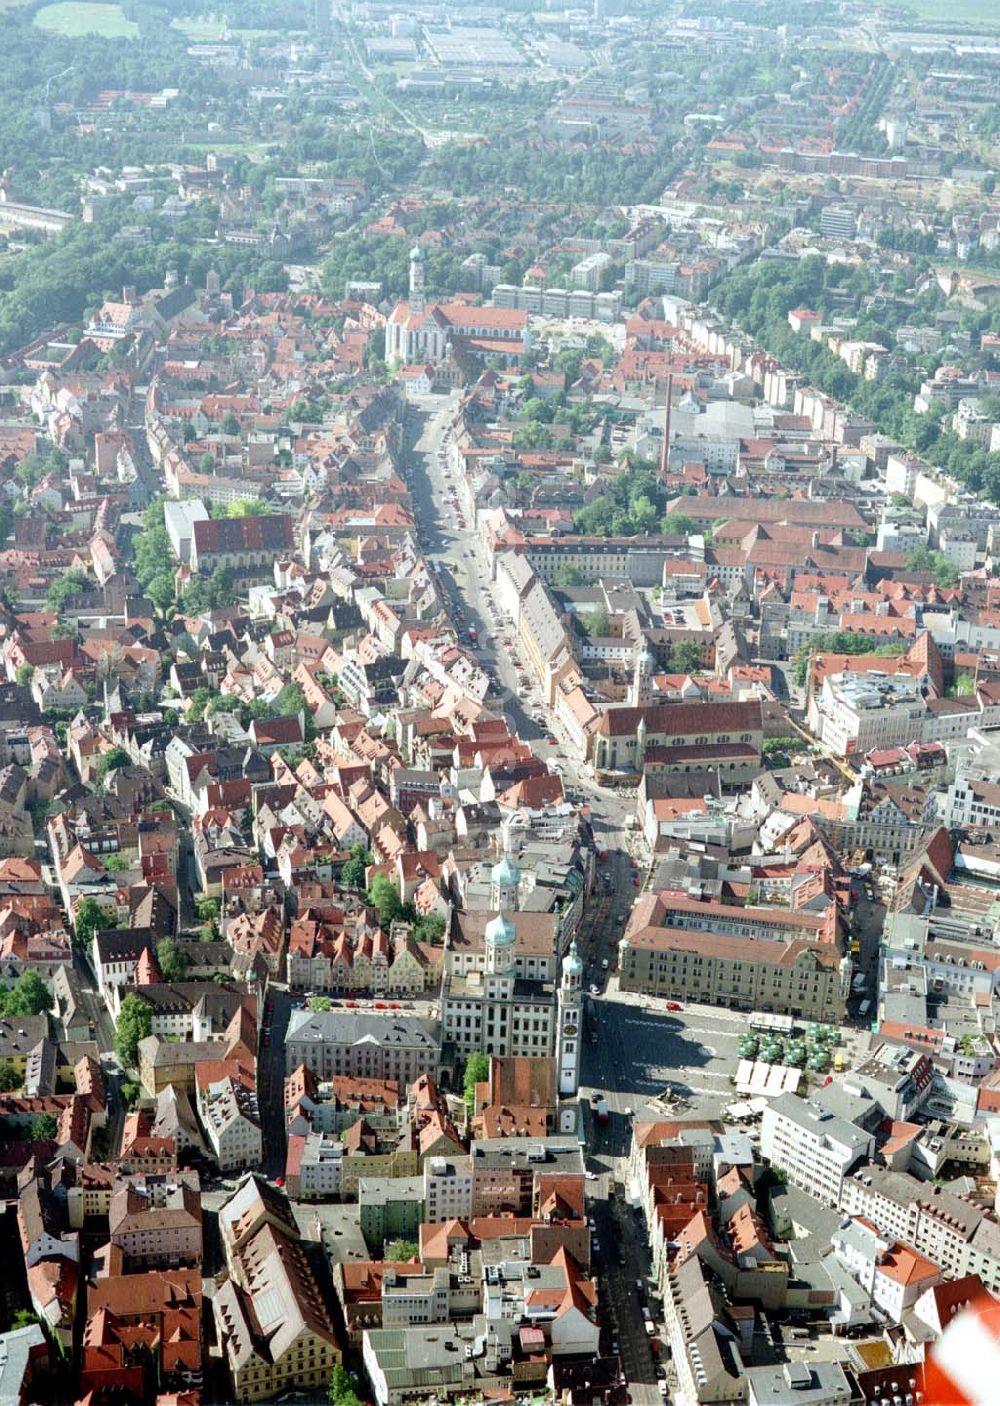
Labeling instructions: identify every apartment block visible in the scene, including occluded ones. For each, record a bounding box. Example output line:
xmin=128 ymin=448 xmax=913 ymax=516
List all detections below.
xmin=108 ymin=1173 xmax=203 ymax=1270
xmin=760 ymin=1095 xmax=874 ymax=1206
xmin=424 ymin=1156 xmax=474 ymax=1223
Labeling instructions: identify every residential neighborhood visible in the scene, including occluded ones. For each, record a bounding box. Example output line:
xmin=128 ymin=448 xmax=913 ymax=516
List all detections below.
xmin=6 ymin=0 xmax=1000 ymax=1404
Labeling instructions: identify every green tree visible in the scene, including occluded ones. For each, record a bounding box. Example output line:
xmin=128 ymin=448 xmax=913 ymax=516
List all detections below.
xmin=157 ymin=938 xmax=191 ymax=983
xmin=226 ymin=497 xmax=268 ymax=517
xmin=669 ymin=642 xmax=703 ymax=673
xmin=220 ymin=411 xmax=241 ymax=437
xmin=14 ymin=663 xmax=33 ymax=687
xmin=413 ymin=912 xmax=446 ymax=945
xmin=0 ymin=970 xmax=52 ymax=1017
xmin=368 ymin=872 xmax=401 ymax=926
xmin=554 ymin=564 xmax=585 ymax=587
xmin=276 ymin=682 xmax=308 ymax=716
xmin=579 ymin=608 xmax=612 ymax=638
xmin=629 ymin=493 xmax=657 ymax=534
xmin=384 ymin=1239 xmax=420 ymax=1261
xmin=206 ymin=694 xmax=243 ymax=718
xmin=661 ymin=512 xmax=694 ymax=536
xmin=464 ymin=1051 xmax=490 ymax=1114
xmin=906 ymin=545 xmax=959 ymax=588
xmin=195 ymin=895 xmax=221 ymax=923
xmin=329 ymin=1365 xmax=365 ymax=1406
xmin=341 ymin=841 xmax=372 ymax=890
xmin=146 ymin=572 xmax=176 ymax=612
xmin=10 ymin=1310 xmax=37 ymax=1329
xmin=521 ymin=397 xmax=553 ymax=424
xmin=0 ymin=1059 xmax=21 ymax=1091
xmin=73 ymin=896 xmax=110 ymax=949
xmin=115 ymin=993 xmax=153 ymax=1068
xmin=46 ymin=568 xmax=89 ymax=612
xmin=94 ymin=746 xmax=132 ymax=783
xmin=187 ymin=688 xmax=215 ymax=722
xmin=31 ymin=1113 xmax=58 ymax=1140
xmin=134 ymin=501 xmax=173 ymax=593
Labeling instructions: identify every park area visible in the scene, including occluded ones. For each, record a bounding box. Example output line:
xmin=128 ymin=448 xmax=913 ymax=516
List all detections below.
xmin=34 ymin=1 xmax=138 ymax=37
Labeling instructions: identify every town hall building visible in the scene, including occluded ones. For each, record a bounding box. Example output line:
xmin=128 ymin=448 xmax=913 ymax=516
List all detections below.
xmin=441 ymin=852 xmax=578 ymax=1082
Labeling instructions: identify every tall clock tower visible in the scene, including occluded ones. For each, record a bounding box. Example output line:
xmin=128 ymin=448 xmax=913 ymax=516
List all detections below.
xmin=557 ymin=941 xmax=583 ymax=1096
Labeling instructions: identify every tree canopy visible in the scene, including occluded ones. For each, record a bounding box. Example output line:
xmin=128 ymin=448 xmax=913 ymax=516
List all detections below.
xmin=73 ymin=896 xmax=111 ymax=949
xmin=573 ymin=460 xmax=667 ymax=537
xmin=115 ymin=993 xmax=153 ymax=1068
xmin=31 ymin=1113 xmax=58 ymax=1141
xmin=0 ymin=970 xmax=52 ymax=1018
xmin=368 ymin=872 xmax=402 ymax=926
xmin=463 ymin=1052 xmax=490 ymax=1113
xmin=156 ymin=938 xmax=191 ymax=983
xmin=329 ymin=1365 xmax=365 ymax=1406
xmin=341 ymin=841 xmax=372 ymax=891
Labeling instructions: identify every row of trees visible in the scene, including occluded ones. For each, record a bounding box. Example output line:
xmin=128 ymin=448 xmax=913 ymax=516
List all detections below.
xmin=712 ymin=256 xmax=1000 ymax=508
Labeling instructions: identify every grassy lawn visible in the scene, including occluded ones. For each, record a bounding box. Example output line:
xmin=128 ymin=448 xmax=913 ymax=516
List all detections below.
xmin=34 ymin=0 xmax=138 ymax=35
xmin=903 ymin=0 xmax=1000 ymax=24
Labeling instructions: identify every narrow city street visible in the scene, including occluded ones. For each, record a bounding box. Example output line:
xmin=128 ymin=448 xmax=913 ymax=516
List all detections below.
xmin=404 ymin=392 xmax=667 ymax=1404
xmin=73 ymin=949 xmax=124 ymax=1156
xmin=403 ymin=393 xmax=637 ymax=854
xmin=261 ymin=986 xmax=292 ymax=1179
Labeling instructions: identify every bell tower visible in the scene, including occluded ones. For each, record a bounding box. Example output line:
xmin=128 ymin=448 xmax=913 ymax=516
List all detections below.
xmin=558 ymin=942 xmax=583 ymax=1096
xmin=490 ymin=852 xmax=521 ymax=911
xmin=409 ymin=244 xmax=426 ymax=315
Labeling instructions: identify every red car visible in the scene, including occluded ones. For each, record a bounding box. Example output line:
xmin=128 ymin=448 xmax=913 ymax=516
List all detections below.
xmin=665 ymin=1001 xmax=682 ymax=1012
xmin=263 ymin=1033 xmax=271 ymax=1045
